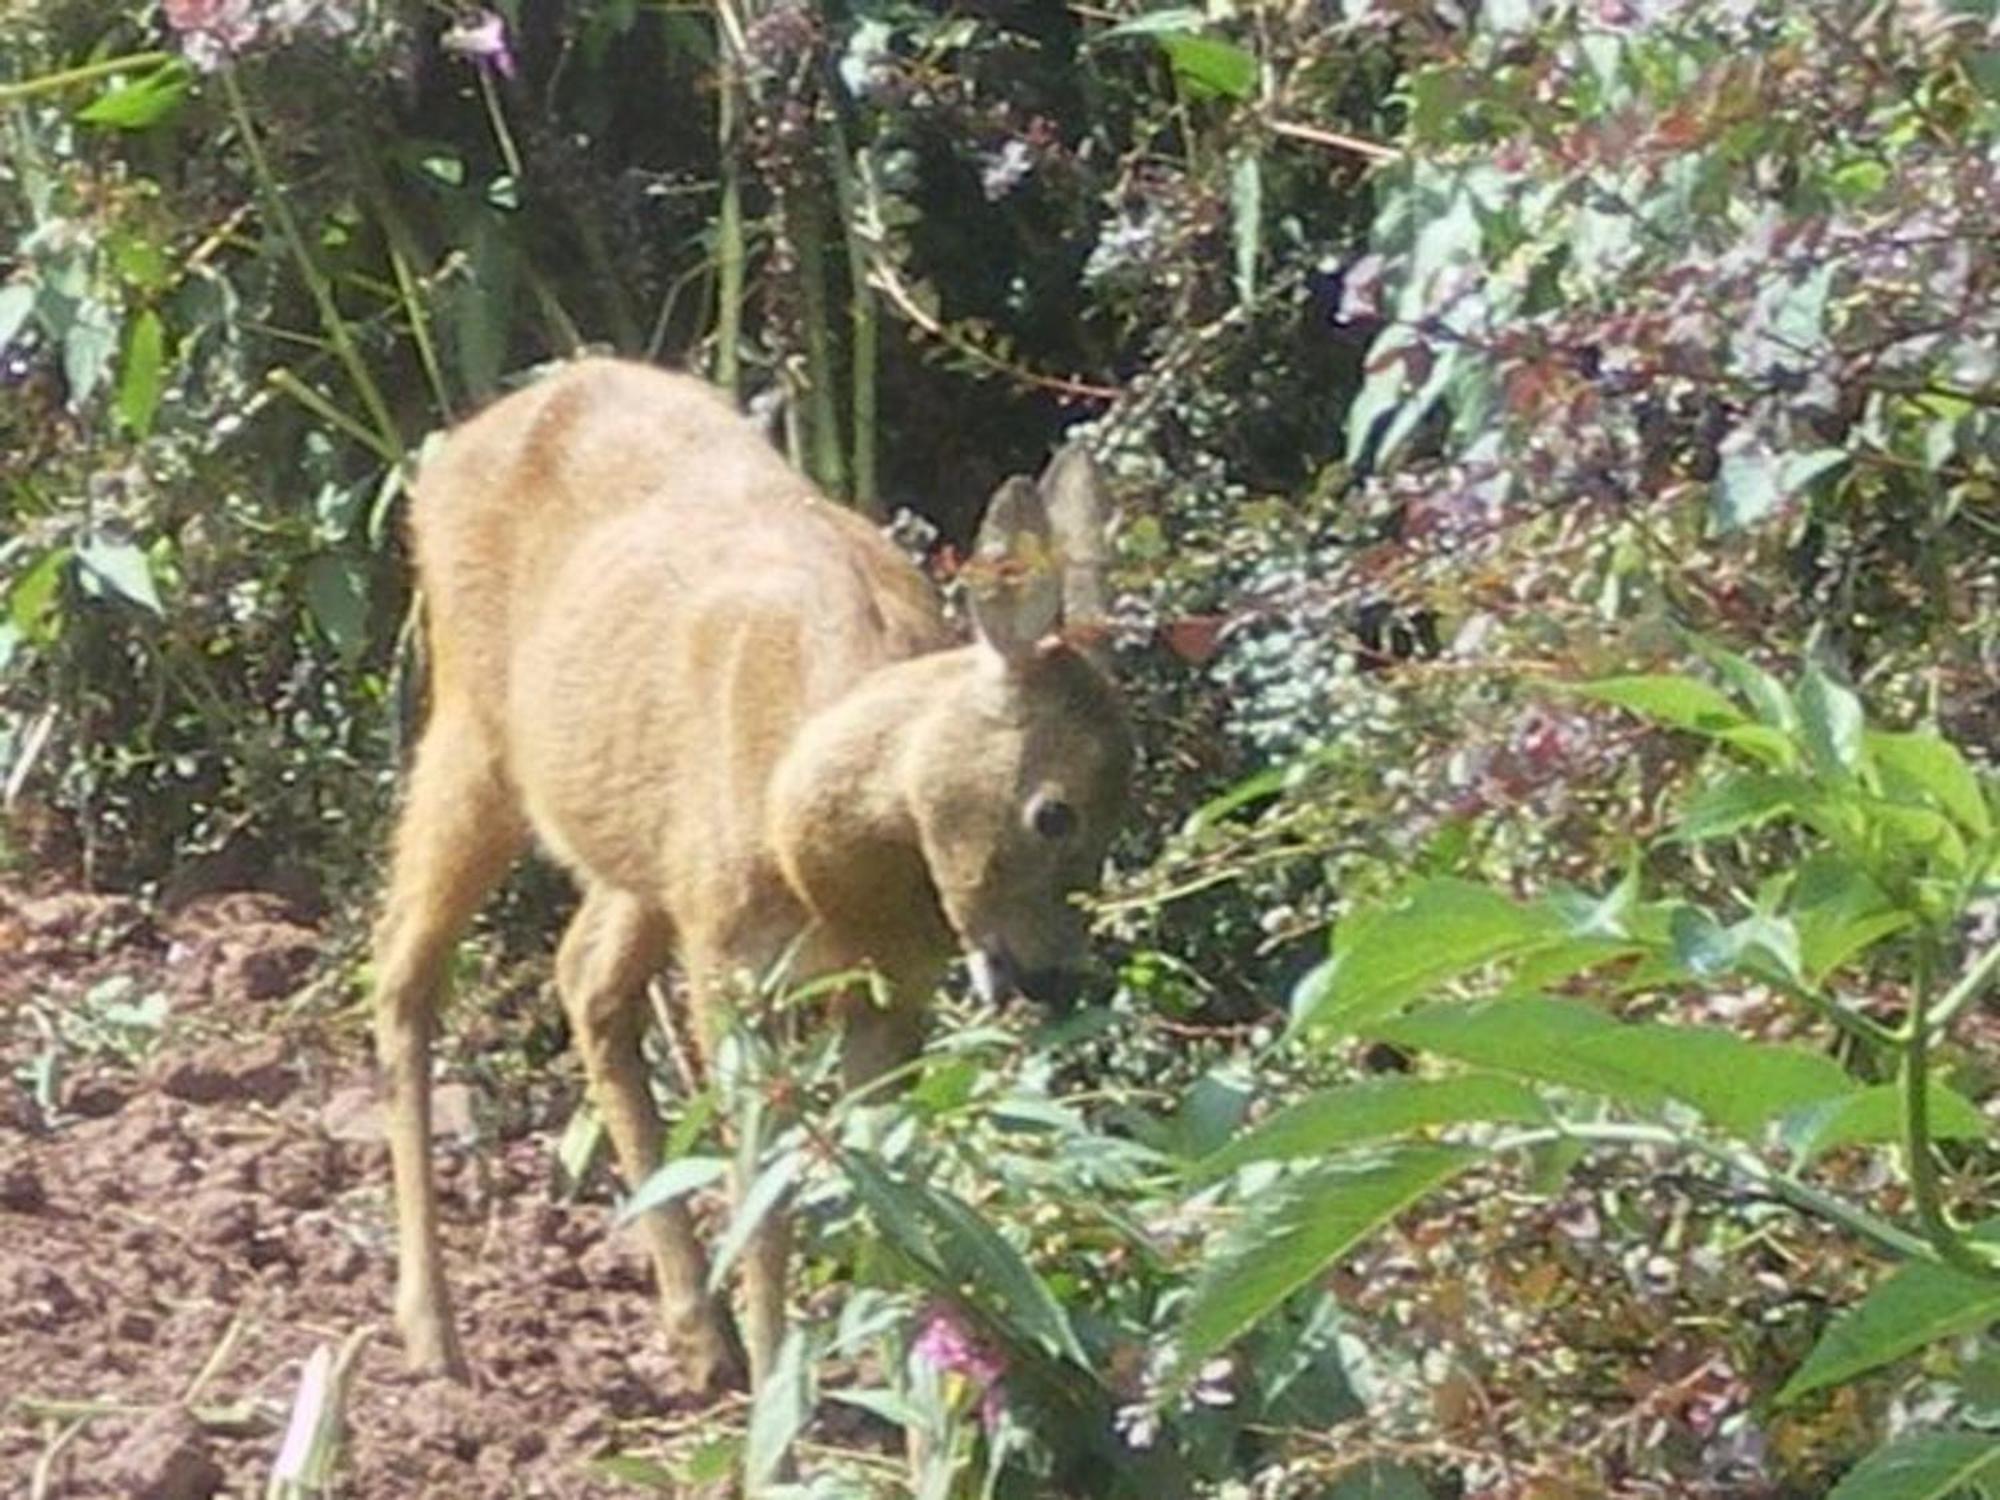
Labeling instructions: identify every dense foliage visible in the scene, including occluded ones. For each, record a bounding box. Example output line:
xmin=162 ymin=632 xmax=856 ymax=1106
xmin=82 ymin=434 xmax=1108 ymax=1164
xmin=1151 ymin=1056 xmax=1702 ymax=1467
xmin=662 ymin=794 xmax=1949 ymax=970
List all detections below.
xmin=4 ymin=0 xmax=1998 ymax=1496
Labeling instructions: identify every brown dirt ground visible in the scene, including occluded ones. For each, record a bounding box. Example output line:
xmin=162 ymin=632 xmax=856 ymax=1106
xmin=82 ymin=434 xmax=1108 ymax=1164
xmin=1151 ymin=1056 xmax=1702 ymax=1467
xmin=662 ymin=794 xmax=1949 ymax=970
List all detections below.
xmin=0 ymin=879 xmax=722 ymax=1498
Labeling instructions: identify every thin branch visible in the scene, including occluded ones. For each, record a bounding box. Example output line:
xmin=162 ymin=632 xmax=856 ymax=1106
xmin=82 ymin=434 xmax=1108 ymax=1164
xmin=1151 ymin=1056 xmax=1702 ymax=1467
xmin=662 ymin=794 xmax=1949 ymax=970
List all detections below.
xmin=1263 ymin=115 xmax=1401 ymax=163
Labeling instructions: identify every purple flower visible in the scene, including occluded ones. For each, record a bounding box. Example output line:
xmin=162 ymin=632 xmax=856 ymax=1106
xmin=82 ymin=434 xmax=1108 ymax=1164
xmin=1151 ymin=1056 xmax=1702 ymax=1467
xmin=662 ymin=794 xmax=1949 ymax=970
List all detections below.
xmin=442 ymin=9 xmax=516 ymax=80
xmin=912 ymin=1303 xmax=1008 ymax=1430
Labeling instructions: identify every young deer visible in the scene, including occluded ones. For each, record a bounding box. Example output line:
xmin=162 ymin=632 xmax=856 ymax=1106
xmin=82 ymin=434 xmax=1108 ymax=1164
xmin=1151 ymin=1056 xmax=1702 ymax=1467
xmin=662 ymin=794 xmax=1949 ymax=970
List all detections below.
xmin=372 ymin=358 xmax=1131 ymax=1395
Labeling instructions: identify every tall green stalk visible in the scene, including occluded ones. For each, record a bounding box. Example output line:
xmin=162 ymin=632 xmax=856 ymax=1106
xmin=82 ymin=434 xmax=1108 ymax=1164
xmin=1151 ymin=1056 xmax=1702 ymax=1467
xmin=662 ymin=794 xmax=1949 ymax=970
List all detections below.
xmin=786 ymin=180 xmax=845 ymax=497
xmin=220 ymin=67 xmax=402 ymax=462
xmin=1904 ymin=936 xmax=2000 ymax=1275
xmin=826 ymin=109 xmax=878 ymax=517
xmin=713 ymin=0 xmax=747 ymax=398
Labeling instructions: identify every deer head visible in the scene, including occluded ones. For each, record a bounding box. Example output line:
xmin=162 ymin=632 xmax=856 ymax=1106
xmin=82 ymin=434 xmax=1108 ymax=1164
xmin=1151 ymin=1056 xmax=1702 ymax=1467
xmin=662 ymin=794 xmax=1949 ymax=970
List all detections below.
xmin=771 ymin=446 xmax=1132 ymax=1010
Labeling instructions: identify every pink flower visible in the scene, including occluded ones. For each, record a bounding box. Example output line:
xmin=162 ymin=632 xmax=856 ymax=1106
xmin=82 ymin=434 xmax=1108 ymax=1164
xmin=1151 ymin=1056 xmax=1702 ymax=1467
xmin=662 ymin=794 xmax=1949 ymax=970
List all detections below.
xmin=163 ymin=0 xmax=260 ymax=69
xmin=442 ymin=9 xmax=517 ymax=80
xmin=912 ymin=1304 xmax=1008 ymax=1430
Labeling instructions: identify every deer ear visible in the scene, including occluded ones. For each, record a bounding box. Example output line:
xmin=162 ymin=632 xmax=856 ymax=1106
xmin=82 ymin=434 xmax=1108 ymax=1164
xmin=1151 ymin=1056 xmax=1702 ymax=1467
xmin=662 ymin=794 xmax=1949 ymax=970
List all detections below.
xmin=1038 ymin=444 xmax=1113 ymax=667
xmin=967 ymin=475 xmax=1061 ymax=662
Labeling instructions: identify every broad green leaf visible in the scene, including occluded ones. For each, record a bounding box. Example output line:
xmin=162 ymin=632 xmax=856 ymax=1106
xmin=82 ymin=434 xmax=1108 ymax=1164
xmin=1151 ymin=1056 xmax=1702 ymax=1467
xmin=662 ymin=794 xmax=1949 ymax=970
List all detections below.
xmin=1171 ymin=1145 xmax=1480 ymax=1382
xmin=1558 ymin=1024 xmax=1853 ymax=1138
xmin=117 ymin=308 xmax=166 ymax=438
xmin=1198 ymin=1075 xmax=1547 ymax=1177
xmin=1688 ymin=639 xmax=1798 ymax=732
xmin=1572 ymin=675 xmax=1747 ymax=733
xmin=1161 ymin=33 xmax=1257 ymax=99
xmin=1092 ymin=8 xmax=1205 ymax=39
xmin=745 ymin=1327 xmax=811 ymax=1490
xmin=76 ymin=61 xmax=191 ymax=130
xmin=616 ymin=1154 xmax=726 ymax=1224
xmin=10 ymin=546 xmax=70 ymax=640
xmin=0 ymin=282 xmax=33 ymax=353
xmin=1371 ymin=995 xmax=1650 ymax=1101
xmin=1866 ymin=798 xmax=1970 ymax=874
xmin=1374 ymin=997 xmax=1852 ymax=1134
xmin=1870 ymin=731 xmax=1992 ymax=839
xmin=1713 ymin=446 xmax=1781 ymax=531
xmin=1789 ymin=855 xmax=1913 ymax=981
xmin=1676 ymin=773 xmax=1813 ymax=842
xmin=1293 ymin=879 xmax=1562 ymax=1035
xmin=304 ymin=554 xmax=370 ymax=659
xmin=707 ymin=1148 xmax=802 ymax=1292
xmin=76 ymin=540 xmax=162 ymax=614
xmin=1782 ymin=1083 xmax=1987 ymax=1165
xmin=1799 ymin=664 xmax=1865 ymax=776
xmin=1825 ymin=1433 xmax=2000 ymax=1500
xmin=1780 ymin=1259 xmax=2000 ymax=1405
xmin=845 ymin=1152 xmax=1083 ymax=1363
xmin=1231 ymin=151 xmax=1262 ymax=306
xmin=62 ymin=297 xmax=118 ymax=407
xmin=1572 ymin=673 xmax=1795 ymax=767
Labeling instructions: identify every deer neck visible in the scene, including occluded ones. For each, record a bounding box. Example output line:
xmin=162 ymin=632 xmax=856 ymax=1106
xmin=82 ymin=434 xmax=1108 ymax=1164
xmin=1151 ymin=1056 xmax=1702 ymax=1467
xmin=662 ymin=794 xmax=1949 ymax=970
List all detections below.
xmin=767 ymin=651 xmax=963 ymax=969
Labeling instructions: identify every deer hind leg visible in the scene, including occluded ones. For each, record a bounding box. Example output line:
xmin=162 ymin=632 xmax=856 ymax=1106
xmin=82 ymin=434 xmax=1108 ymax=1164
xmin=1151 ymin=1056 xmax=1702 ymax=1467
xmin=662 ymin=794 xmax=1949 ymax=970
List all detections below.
xmin=557 ymin=884 xmax=747 ymax=1394
xmin=374 ymin=708 xmax=525 ymax=1376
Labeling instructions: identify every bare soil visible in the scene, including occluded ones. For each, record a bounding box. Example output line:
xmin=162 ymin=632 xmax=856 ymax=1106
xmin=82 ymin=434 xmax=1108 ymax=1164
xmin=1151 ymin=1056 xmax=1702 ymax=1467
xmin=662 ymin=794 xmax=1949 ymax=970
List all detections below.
xmin=1 ymin=880 xmax=710 ymax=1498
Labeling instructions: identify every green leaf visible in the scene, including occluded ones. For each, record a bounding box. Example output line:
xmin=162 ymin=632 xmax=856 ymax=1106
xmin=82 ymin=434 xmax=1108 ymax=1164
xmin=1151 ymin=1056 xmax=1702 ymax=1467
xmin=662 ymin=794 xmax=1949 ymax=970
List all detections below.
xmin=1198 ymin=1076 xmax=1546 ymax=1177
xmin=1780 ymin=1259 xmax=2000 ymax=1406
xmin=10 ymin=546 xmax=70 ymax=641
xmin=1789 ymin=855 xmax=1914 ymax=981
xmin=615 ymin=1154 xmax=727 ymax=1224
xmin=1870 ymin=731 xmax=1992 ymax=839
xmin=1171 ymin=1145 xmax=1480 ymax=1382
xmin=1676 ymin=772 xmax=1813 ymax=842
xmin=1688 ymin=639 xmax=1798 ymax=732
xmin=61 ymin=297 xmax=118 ymax=408
xmin=1782 ymin=1083 xmax=1987 ymax=1165
xmin=1799 ymin=664 xmax=1866 ymax=776
xmin=76 ymin=540 xmax=162 ymax=614
xmin=1092 ymin=7 xmax=1205 ymax=39
xmin=845 ymin=1152 xmax=1084 ymax=1363
xmin=1572 ymin=675 xmax=1745 ymax=733
xmin=1292 ymin=879 xmax=1562 ymax=1036
xmin=1557 ymin=1023 xmax=1853 ymax=1138
xmin=1573 ymin=669 xmax=1796 ymax=766
xmin=0 ymin=282 xmax=34 ymax=353
xmin=117 ymin=308 xmax=166 ymax=438
xmin=706 ymin=1148 xmax=803 ymax=1292
xmin=1230 ymin=151 xmax=1262 ymax=306
xmin=1825 ymin=1433 xmax=2000 ymax=1500
xmin=1160 ymin=33 xmax=1258 ymax=100
xmin=76 ymin=60 xmax=191 ymax=130
xmin=303 ymin=554 xmax=370 ymax=660
xmin=1712 ymin=446 xmax=1781 ymax=531
xmin=745 ymin=1327 xmax=812 ymax=1491
xmin=1374 ymin=997 xmax=1853 ymax=1135
xmin=1370 ymin=996 xmax=1645 ymax=1104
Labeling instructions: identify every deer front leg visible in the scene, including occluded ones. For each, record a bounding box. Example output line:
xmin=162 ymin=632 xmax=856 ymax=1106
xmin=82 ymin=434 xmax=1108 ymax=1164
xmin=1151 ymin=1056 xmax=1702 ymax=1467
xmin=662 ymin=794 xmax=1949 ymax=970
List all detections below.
xmin=558 ymin=886 xmax=747 ymax=1394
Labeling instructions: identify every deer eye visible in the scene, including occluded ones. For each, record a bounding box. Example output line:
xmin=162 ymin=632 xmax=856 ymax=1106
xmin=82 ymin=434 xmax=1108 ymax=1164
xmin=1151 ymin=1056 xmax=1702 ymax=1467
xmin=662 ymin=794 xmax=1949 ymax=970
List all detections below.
xmin=1028 ymin=796 xmax=1077 ymax=840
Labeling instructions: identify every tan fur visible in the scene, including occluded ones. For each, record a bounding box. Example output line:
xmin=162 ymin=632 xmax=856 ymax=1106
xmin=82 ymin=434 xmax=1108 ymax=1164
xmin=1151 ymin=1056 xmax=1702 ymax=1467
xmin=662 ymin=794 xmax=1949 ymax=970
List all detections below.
xmin=372 ymin=358 xmax=1130 ymax=1395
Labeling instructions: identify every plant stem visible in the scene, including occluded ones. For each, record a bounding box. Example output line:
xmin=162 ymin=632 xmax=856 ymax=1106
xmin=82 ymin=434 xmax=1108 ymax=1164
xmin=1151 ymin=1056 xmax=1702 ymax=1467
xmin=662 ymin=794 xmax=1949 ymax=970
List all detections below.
xmin=712 ymin=0 xmax=747 ymax=397
xmin=266 ymin=369 xmax=401 ymax=464
xmin=1904 ymin=936 xmax=2000 ymax=1275
xmin=826 ymin=107 xmax=878 ymax=516
xmin=788 ymin=178 xmax=846 ymax=496
xmin=1494 ymin=1121 xmax=1935 ymax=1264
xmin=0 ymin=51 xmax=171 ymax=104
xmin=1927 ymin=938 xmax=2000 ymax=1032
xmin=220 ymin=67 xmax=402 ymax=461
